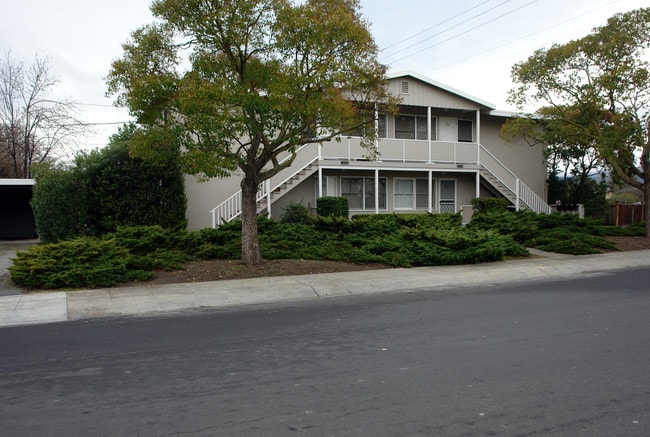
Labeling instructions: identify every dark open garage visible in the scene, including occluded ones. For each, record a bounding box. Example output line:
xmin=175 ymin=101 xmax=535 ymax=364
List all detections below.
xmin=0 ymin=179 xmax=36 ymax=240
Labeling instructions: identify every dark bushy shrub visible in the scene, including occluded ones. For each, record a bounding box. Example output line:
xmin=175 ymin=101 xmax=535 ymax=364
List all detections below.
xmin=106 ymin=225 xmax=190 ymax=255
xmin=471 ymin=197 xmax=510 ymax=214
xmin=31 ymin=166 xmax=93 ymax=243
xmin=317 ymin=196 xmax=348 ymax=217
xmin=9 ymin=238 xmax=151 ymax=289
xmin=15 ymin=205 xmax=631 ymax=290
xmin=467 ymin=210 xmax=539 ymax=243
xmin=280 ymin=202 xmax=312 ymax=224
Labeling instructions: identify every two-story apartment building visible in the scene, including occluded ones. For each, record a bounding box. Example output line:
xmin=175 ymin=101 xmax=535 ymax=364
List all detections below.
xmin=185 ymin=71 xmax=549 ymax=230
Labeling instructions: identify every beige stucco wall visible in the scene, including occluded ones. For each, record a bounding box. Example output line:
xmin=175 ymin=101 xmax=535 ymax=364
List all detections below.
xmin=185 ymin=172 xmax=243 ymax=231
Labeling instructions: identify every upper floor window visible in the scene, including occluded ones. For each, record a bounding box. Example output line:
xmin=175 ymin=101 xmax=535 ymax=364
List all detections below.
xmin=458 ymin=119 xmax=473 ymax=142
xmin=395 ymin=115 xmax=436 ymax=141
xmin=346 ymin=112 xmax=386 ymax=138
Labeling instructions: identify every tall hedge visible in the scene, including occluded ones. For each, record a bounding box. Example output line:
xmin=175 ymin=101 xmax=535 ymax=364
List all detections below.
xmin=31 ymin=124 xmax=187 ymax=243
xmin=31 ymin=166 xmax=93 ymax=243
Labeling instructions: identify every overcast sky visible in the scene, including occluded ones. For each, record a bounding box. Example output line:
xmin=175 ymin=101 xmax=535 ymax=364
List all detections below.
xmin=1 ymin=0 xmax=644 ymax=152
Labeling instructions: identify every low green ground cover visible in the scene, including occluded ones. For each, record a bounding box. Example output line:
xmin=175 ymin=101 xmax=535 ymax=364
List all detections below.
xmin=9 ymin=211 xmax=645 ymax=290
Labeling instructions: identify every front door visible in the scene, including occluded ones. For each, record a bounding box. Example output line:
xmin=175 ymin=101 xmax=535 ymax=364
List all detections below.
xmin=439 ymin=179 xmax=456 ymax=213
xmin=438 ymin=117 xmax=458 ymax=142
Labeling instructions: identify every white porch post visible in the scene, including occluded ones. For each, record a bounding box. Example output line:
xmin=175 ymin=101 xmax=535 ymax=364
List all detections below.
xmin=374 ymin=103 xmax=380 ymax=160
xmin=428 ymin=170 xmax=433 ymax=213
xmin=516 ymin=177 xmax=521 ymax=211
xmin=475 ymin=170 xmax=480 ymax=199
xmin=476 ymin=110 xmax=481 ymax=144
xmin=266 ymin=179 xmax=272 ymax=219
xmin=375 ymin=169 xmax=379 ymax=215
xmin=318 ymin=167 xmax=323 ymax=198
xmin=427 ymin=106 xmax=432 ymax=163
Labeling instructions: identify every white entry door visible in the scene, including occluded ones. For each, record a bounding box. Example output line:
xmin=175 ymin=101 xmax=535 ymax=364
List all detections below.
xmin=438 ymin=117 xmax=458 ymax=142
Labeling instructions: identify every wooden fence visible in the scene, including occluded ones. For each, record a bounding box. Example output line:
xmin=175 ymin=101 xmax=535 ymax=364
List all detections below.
xmin=606 ymin=202 xmax=645 ymax=227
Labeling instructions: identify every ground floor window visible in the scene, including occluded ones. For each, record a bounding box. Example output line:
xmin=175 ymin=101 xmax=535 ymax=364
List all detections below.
xmin=416 ymin=179 xmax=435 ymax=209
xmin=341 ymin=177 xmax=386 ymax=210
xmin=319 ymin=176 xmax=337 ymax=197
xmin=394 ymin=178 xmax=436 ymax=210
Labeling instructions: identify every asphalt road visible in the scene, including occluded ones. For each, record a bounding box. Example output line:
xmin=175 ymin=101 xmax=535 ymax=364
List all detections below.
xmin=1 ymin=268 xmax=649 ymax=436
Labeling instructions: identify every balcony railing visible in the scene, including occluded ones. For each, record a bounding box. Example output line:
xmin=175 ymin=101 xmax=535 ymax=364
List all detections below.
xmin=320 ymin=136 xmax=479 ymax=164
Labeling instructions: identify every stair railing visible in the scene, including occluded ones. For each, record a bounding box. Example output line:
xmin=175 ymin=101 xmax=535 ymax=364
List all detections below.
xmin=210 ymin=143 xmax=319 ymax=227
xmin=478 ymin=144 xmax=550 ymax=214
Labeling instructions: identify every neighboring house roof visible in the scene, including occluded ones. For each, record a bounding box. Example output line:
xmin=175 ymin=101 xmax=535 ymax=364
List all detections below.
xmin=387 ymin=70 xmax=497 ymax=110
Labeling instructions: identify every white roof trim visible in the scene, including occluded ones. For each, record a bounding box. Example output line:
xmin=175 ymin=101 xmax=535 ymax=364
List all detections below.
xmin=0 ymin=178 xmax=36 ymax=186
xmin=489 ymin=109 xmax=543 ymax=119
xmin=387 ymin=70 xmax=496 ymax=110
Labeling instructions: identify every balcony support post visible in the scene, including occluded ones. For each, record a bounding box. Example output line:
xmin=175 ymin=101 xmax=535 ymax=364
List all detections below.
xmin=375 ymin=168 xmax=380 ymax=215
xmin=427 ymin=106 xmax=432 ymax=163
xmin=266 ymin=179 xmax=272 ymax=219
xmin=428 ymin=170 xmax=433 ymax=213
xmin=318 ymin=166 xmax=323 ymax=199
xmin=516 ymin=177 xmax=520 ymax=211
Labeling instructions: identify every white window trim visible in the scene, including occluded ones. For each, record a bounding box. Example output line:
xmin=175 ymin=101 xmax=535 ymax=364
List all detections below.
xmin=395 ymin=114 xmax=437 ymax=141
xmin=340 ymin=176 xmax=387 ymax=211
xmin=394 ymin=178 xmax=416 ymax=210
xmin=394 ymin=177 xmax=437 ymax=211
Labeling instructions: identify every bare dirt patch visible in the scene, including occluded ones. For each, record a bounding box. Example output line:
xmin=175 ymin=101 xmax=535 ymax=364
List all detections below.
xmin=135 ymin=236 xmax=650 ymax=287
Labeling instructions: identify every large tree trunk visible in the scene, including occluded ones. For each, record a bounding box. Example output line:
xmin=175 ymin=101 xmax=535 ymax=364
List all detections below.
xmin=240 ymin=176 xmax=263 ymax=265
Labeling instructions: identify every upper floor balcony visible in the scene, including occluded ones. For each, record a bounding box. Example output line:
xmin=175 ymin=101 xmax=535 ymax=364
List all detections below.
xmin=319 ymin=136 xmax=480 ymax=166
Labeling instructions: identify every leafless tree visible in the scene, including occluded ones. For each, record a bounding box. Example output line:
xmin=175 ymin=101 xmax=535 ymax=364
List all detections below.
xmin=0 ymin=50 xmax=84 ymax=178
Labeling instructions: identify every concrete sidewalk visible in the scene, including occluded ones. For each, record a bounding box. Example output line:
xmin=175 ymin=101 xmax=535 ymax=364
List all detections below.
xmin=1 ymin=249 xmax=649 ymax=328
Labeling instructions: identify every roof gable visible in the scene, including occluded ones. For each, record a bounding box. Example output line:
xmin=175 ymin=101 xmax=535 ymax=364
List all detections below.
xmin=387 ymin=71 xmax=496 ymax=111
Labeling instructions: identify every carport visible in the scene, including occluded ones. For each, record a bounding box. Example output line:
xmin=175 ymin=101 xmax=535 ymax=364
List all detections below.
xmin=0 ymin=179 xmax=36 ymax=239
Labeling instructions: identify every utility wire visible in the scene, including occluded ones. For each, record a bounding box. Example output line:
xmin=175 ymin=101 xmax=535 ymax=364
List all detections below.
xmin=380 ymin=0 xmax=494 ymax=52
xmin=385 ymin=0 xmax=538 ymax=66
xmin=381 ymin=0 xmax=515 ymax=61
xmin=422 ymin=0 xmax=626 ymax=75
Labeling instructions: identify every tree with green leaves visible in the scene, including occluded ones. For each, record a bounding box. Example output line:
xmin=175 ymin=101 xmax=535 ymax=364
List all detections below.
xmin=106 ymin=0 xmax=395 ymax=265
xmin=502 ymin=7 xmax=650 ymax=235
